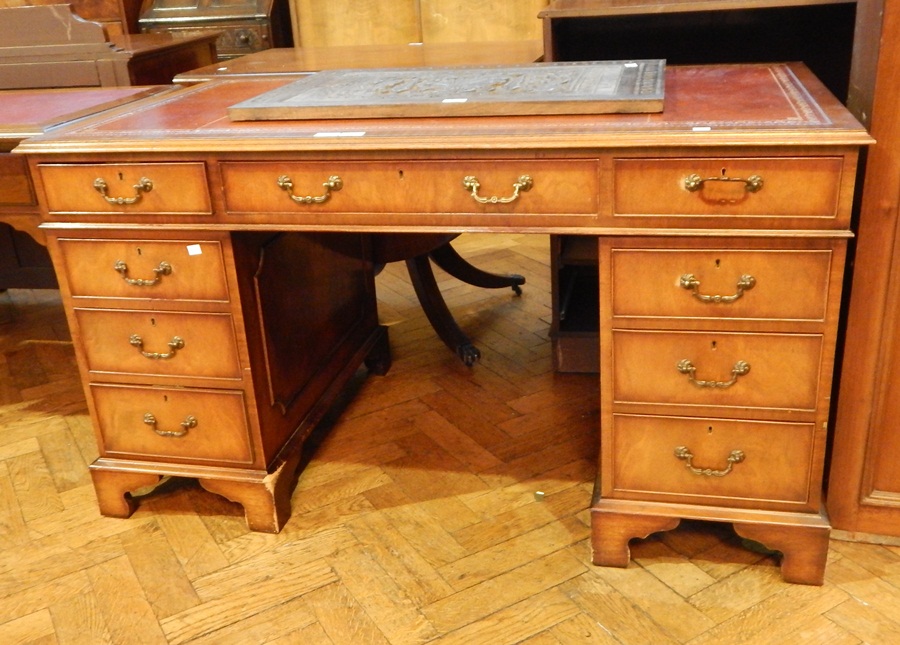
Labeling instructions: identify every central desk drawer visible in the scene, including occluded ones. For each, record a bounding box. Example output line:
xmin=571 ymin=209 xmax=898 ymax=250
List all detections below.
xmin=609 ymin=413 xmax=815 ymax=508
xmin=612 ymin=329 xmax=823 ymax=412
xmin=74 ymin=308 xmax=242 ymax=380
xmin=613 ymin=157 xmax=844 ymax=220
xmin=220 ymin=160 xmax=599 ymax=214
xmin=91 ymin=383 xmax=253 ymax=465
xmin=56 ymin=238 xmax=230 ymax=302
xmin=39 ymin=163 xmax=211 ymax=214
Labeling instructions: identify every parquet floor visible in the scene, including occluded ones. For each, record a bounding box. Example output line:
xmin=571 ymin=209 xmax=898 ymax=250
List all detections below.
xmin=2 ymin=234 xmax=900 ymax=644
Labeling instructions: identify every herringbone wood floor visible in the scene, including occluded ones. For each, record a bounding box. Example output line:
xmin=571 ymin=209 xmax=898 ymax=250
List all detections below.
xmin=2 ymin=234 xmax=900 ymax=644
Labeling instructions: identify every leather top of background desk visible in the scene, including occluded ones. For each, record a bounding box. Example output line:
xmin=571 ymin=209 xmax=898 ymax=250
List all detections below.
xmin=173 ymin=41 xmax=545 ymax=84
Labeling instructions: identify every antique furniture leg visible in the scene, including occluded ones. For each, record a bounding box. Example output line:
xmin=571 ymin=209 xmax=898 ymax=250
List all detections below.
xmin=406 ymin=254 xmax=481 ymax=365
xmin=197 ymin=449 xmax=304 ymax=533
xmin=89 ymin=469 xmax=163 ymax=518
xmin=375 ymin=233 xmax=526 ymax=365
xmin=592 ymin=498 xmax=832 ymax=584
xmin=428 ymin=241 xmax=525 ymax=294
xmin=591 ymin=509 xmax=681 ymax=567
xmin=733 ymin=520 xmax=831 ymax=585
xmin=363 ymin=323 xmax=393 ymax=376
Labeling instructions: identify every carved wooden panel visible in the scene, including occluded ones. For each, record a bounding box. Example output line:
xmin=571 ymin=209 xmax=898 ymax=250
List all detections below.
xmin=228 ymin=60 xmax=665 ymax=120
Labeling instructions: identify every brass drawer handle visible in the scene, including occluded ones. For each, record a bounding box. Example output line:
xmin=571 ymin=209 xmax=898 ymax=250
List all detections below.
xmin=462 ymin=174 xmax=533 ymax=204
xmin=277 ymin=174 xmax=343 ymax=204
xmin=143 ymin=412 xmax=196 ymax=438
xmin=113 ymin=260 xmax=172 ymax=286
xmin=129 ymin=334 xmax=184 ymax=360
xmin=674 ymin=445 xmax=745 ymax=477
xmin=680 ymin=273 xmax=756 ymax=303
xmin=684 ymin=173 xmax=763 ymax=194
xmin=93 ymin=177 xmax=153 ymax=205
xmin=677 ymin=358 xmax=750 ymax=388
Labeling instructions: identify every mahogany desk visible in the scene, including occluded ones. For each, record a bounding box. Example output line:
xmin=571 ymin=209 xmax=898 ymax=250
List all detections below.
xmin=16 ymin=63 xmax=870 ymax=585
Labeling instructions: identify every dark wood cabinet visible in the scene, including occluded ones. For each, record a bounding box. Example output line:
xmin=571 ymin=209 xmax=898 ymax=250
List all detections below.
xmin=139 ymin=0 xmax=292 ymax=60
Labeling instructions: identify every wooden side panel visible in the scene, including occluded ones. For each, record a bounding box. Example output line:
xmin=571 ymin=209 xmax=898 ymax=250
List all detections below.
xmin=232 ymin=232 xmax=381 ymax=465
xmin=828 ymin=0 xmax=900 ymax=539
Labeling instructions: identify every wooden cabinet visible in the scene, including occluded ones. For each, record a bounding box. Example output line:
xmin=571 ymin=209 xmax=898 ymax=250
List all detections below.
xmin=595 ymin=236 xmax=849 ymax=585
xmin=288 ymin=0 xmax=548 ymax=48
xmin=827 ymin=0 xmax=900 ymax=540
xmin=139 ymin=0 xmax=293 ymax=60
xmin=0 ymin=0 xmax=141 ymax=37
xmin=0 ymin=5 xmax=218 ymax=89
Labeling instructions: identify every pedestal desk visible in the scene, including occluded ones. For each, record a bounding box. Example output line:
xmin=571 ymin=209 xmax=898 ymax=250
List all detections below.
xmin=16 ymin=63 xmax=870 ymax=584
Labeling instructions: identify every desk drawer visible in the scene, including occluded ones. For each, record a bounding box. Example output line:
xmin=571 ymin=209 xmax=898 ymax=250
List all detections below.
xmin=74 ymin=308 xmax=242 ymax=380
xmin=56 ymin=238 xmax=230 ymax=302
xmin=91 ymin=383 xmax=253 ymax=465
xmin=613 ymin=157 xmax=843 ymax=219
xmin=612 ymin=329 xmax=823 ymax=412
xmin=609 ymin=413 xmax=815 ymax=508
xmin=220 ymin=160 xmax=599 ymax=214
xmin=39 ymin=163 xmax=211 ymax=214
xmin=609 ymin=248 xmax=836 ymax=322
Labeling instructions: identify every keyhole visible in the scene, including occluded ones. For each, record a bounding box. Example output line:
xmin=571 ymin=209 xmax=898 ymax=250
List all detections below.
xmin=136 ymin=247 xmax=143 ymax=256
xmin=150 ymin=318 xmax=157 ymax=327
xmin=714 ymin=258 xmax=721 ymax=268
xmin=118 ymin=172 xmax=124 ymax=181
xmin=398 ymin=169 xmax=405 ymax=179
xmin=711 ymin=340 xmax=717 ymax=350
xmin=708 ymin=425 xmax=714 ymax=434
xmin=721 ymin=168 xmax=727 ymax=176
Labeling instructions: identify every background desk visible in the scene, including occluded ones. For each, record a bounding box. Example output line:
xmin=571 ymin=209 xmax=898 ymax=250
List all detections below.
xmin=17 ymin=63 xmax=870 ymax=584
xmin=173 ymin=41 xmax=544 ymax=84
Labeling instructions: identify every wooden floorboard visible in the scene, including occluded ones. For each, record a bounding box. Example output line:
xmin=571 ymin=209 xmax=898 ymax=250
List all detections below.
xmin=1 ymin=233 xmax=899 ymax=644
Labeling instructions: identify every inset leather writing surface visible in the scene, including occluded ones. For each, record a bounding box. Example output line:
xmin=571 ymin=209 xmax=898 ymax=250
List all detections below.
xmin=26 ymin=64 xmax=865 ymax=152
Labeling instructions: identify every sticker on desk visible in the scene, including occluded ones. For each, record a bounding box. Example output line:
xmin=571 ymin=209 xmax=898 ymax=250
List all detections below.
xmin=186 ymin=244 xmax=203 ymax=256
xmin=313 ymin=131 xmax=367 ymax=138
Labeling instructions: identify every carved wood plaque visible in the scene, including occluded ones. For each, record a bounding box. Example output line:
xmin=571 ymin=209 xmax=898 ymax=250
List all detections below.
xmin=227 ymin=60 xmax=665 ymax=121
